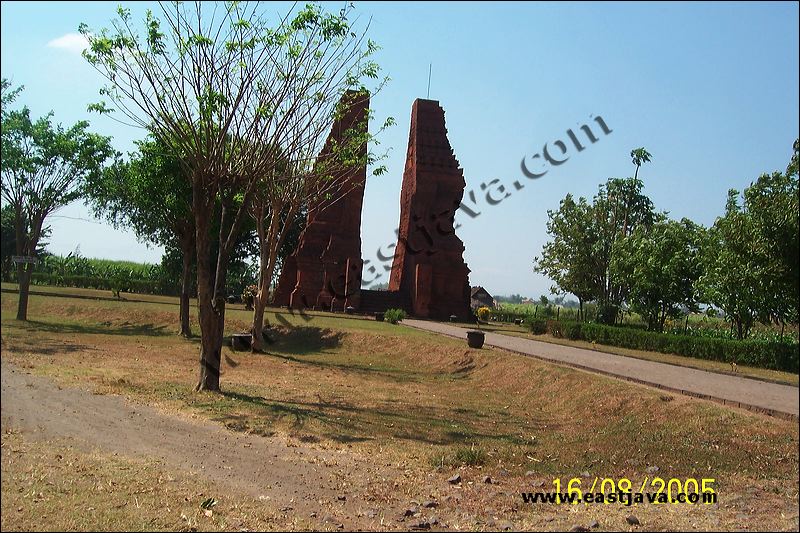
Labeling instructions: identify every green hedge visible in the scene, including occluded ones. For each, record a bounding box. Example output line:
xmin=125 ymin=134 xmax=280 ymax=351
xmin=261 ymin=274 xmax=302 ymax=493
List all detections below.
xmin=538 ymin=320 xmax=799 ymax=372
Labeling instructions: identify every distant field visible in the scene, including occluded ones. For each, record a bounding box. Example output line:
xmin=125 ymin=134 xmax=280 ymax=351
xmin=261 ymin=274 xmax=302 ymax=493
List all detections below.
xmin=81 ymin=257 xmax=157 ymax=272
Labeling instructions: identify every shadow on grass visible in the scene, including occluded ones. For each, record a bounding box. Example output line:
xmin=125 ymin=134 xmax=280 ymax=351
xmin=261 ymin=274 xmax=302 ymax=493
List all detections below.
xmin=214 ymin=388 xmax=548 ymax=447
xmin=264 ymin=326 xmax=345 ymax=355
xmin=2 ymin=336 xmax=92 ymax=357
xmin=261 ymin=351 xmax=426 ymax=383
xmin=21 ymin=319 xmax=170 ymax=337
xmin=243 ymin=325 xmax=429 ymax=382
xmin=216 ymin=389 xmax=373 ymax=444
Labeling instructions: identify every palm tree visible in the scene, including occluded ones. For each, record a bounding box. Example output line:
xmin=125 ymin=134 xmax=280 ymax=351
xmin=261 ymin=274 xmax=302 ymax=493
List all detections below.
xmin=630 ymin=147 xmax=652 ymax=180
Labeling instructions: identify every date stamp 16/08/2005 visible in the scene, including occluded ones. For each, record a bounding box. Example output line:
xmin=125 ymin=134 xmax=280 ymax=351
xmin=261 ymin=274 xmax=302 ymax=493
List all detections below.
xmin=521 ymin=477 xmax=718 ymax=506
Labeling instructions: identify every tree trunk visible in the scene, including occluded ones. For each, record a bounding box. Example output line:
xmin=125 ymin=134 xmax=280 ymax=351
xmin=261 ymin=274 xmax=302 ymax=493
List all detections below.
xmin=179 ymin=243 xmax=193 ymax=337
xmin=194 ymin=194 xmax=229 ymax=393
xmin=251 ymin=214 xmax=280 ymax=353
xmin=193 ymin=180 xmax=256 ymax=392
xmin=16 ymin=262 xmax=32 ymax=321
xmin=195 ymin=228 xmax=223 ymax=391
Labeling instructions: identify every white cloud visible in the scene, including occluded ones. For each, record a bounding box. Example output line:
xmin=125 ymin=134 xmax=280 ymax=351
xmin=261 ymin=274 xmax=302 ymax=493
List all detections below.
xmin=47 ymin=33 xmax=89 ymax=55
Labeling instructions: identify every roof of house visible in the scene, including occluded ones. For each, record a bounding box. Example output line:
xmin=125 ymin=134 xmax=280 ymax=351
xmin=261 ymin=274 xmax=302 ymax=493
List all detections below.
xmin=470 ymin=286 xmax=492 ymax=298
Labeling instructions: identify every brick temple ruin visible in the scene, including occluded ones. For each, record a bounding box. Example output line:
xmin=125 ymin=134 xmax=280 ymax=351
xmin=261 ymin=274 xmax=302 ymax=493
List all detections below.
xmin=385 ymin=99 xmax=472 ymax=320
xmin=274 ymin=97 xmax=472 ymax=321
xmin=272 ymin=91 xmax=368 ymax=311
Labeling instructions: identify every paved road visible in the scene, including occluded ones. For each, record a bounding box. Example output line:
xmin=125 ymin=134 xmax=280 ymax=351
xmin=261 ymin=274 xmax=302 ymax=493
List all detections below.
xmin=403 ymin=319 xmax=799 ymax=419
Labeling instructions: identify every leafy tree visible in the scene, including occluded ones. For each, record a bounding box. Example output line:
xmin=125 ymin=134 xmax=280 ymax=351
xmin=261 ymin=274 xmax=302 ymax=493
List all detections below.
xmin=592 ymin=176 xmax=656 ymax=323
xmin=611 ymin=218 xmax=705 ymax=331
xmin=744 ymin=141 xmax=799 ymax=327
xmin=699 ymin=190 xmax=764 ymax=339
xmin=1 ymin=204 xmax=18 ymax=280
xmin=86 ymin=136 xmax=195 ymax=335
xmin=1 ymin=79 xmax=114 ymax=320
xmin=82 ymin=3 xmax=388 ymax=391
xmin=534 ymin=194 xmax=600 ymax=321
xmin=536 ymin=148 xmax=656 ymax=323
xmin=700 ymin=142 xmax=799 ymax=338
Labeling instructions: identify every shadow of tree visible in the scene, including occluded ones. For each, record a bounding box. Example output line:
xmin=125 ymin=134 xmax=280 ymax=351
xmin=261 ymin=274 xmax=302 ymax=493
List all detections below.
xmin=2 ymin=335 xmax=93 ymax=357
xmin=21 ymin=319 xmax=170 ymax=337
xmin=216 ymin=388 xmax=551 ymax=448
xmin=259 ymin=351 xmax=426 ymax=383
xmin=264 ymin=326 xmax=345 ymax=355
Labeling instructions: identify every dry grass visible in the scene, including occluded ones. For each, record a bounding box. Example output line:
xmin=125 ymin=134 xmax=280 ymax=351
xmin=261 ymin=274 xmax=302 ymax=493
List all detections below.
xmin=0 ymin=431 xmax=311 ymax=532
xmin=2 ymin=287 xmax=799 ymax=531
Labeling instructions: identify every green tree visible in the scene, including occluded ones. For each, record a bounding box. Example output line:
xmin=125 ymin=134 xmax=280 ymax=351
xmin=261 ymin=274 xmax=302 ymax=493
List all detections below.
xmin=535 ymin=149 xmax=656 ymax=324
xmin=743 ymin=169 xmax=799 ymax=328
xmin=1 ymin=204 xmax=18 ymax=281
xmin=592 ymin=176 xmax=656 ymax=323
xmin=699 ymin=191 xmax=764 ymax=339
xmin=700 ymin=142 xmax=799 ymax=338
xmin=82 ymin=3 xmax=388 ymax=391
xmin=86 ymin=136 xmax=195 ymax=335
xmin=611 ymin=218 xmax=705 ymax=331
xmin=1 ymin=79 xmax=114 ymax=320
xmin=534 ymin=194 xmax=601 ymax=320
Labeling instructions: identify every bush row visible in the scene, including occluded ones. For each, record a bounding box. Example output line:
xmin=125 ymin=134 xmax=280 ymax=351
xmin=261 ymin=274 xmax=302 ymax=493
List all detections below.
xmin=532 ymin=319 xmax=799 ymax=372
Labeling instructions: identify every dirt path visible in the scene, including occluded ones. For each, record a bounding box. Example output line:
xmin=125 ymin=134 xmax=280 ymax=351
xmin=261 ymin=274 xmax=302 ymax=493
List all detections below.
xmin=403 ymin=319 xmax=800 ymax=418
xmin=0 ymin=360 xmax=416 ymax=530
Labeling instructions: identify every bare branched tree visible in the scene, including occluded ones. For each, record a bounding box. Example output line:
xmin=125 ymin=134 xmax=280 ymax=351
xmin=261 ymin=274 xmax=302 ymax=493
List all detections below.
xmin=80 ymin=1 xmax=389 ymax=390
xmin=247 ymin=84 xmax=394 ymax=351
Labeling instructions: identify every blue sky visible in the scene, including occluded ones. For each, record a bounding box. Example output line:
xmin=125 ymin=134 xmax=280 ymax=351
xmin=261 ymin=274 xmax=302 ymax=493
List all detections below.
xmin=1 ymin=1 xmax=798 ymax=298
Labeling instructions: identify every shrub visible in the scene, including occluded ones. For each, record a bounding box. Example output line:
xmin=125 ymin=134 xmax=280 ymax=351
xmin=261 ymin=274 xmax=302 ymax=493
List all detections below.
xmin=384 ymin=308 xmax=406 ymax=324
xmin=476 ymin=306 xmax=491 ymax=321
xmin=528 ymin=318 xmax=547 ymax=335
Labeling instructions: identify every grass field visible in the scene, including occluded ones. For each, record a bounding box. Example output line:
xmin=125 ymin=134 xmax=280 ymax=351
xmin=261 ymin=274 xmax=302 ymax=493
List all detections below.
xmin=2 ymin=285 xmax=799 ymax=531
